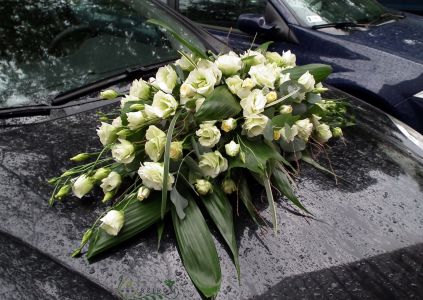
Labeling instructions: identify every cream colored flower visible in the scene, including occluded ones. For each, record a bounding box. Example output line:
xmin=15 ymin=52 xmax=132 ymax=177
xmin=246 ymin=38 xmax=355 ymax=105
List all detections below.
xmin=145 ymin=91 xmax=178 ymax=118
xmin=137 ymin=186 xmax=150 ymax=201
xmin=170 ymin=141 xmax=183 ymax=160
xmin=120 ymin=95 xmax=139 ymax=109
xmin=72 ymin=174 xmax=94 ymax=198
xmin=184 ymin=68 xmax=217 ymax=97
xmin=248 ymin=63 xmax=279 ymax=89
xmin=240 ymin=89 xmax=267 ymax=116
xmin=279 ymin=73 xmax=291 ymax=86
xmin=145 ymin=126 xmax=166 ymax=162
xmin=298 ymin=71 xmax=315 ymax=92
xmin=195 ymin=179 xmax=213 ymax=195
xmin=279 ymin=124 xmax=299 ymax=142
xmin=225 ymin=75 xmax=243 ymax=95
xmin=222 ymin=178 xmax=237 ymax=194
xmin=225 ymin=141 xmax=240 ymax=157
xmin=196 ymin=123 xmax=221 ymax=148
xmin=129 ymin=79 xmax=150 ymax=99
xmin=126 ymin=111 xmax=149 ymax=130
xmin=279 ymin=105 xmax=293 ymax=114
xmin=100 ymin=210 xmax=125 ymax=236
xmin=199 ymin=151 xmax=228 ymax=178
xmin=216 ymin=51 xmax=242 ymax=76
xmin=138 ymin=162 xmax=175 ymax=191
xmin=266 ymin=91 xmax=278 ymax=103
xmin=241 ymin=50 xmax=266 ymax=66
xmin=221 ymin=118 xmax=237 ymax=132
xmin=97 ymin=122 xmax=117 ymax=146
xmin=111 ymin=139 xmax=135 ymax=164
xmin=154 ymin=65 xmax=178 ymax=93
xmin=265 ymin=52 xmax=284 ymax=66
xmin=295 ymin=118 xmax=314 ymax=141
xmin=281 ymin=50 xmax=296 ymax=67
xmin=100 ymin=171 xmax=121 ymax=193
xmin=175 ymin=53 xmax=195 ymax=71
xmin=242 ymin=114 xmax=269 ymax=137
xmin=315 ymin=123 xmax=333 ymax=143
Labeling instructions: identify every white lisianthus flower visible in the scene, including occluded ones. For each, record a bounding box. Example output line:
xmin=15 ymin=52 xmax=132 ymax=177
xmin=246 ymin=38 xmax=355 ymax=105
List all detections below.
xmin=280 ymin=105 xmax=293 ymax=114
xmin=72 ymin=174 xmax=94 ymax=198
xmin=170 ymin=141 xmax=183 ymax=160
xmin=120 ymin=95 xmax=139 ymax=109
xmin=295 ymin=118 xmax=314 ymax=141
xmin=129 ymin=79 xmax=150 ymax=100
xmin=266 ymin=91 xmax=278 ymax=104
xmin=248 ymin=64 xmax=279 ymax=89
xmin=225 ymin=141 xmax=240 ymax=157
xmin=112 ymin=116 xmax=122 ymax=128
xmin=196 ymin=122 xmax=221 ymax=148
xmin=137 ymin=186 xmax=150 ymax=201
xmin=198 ymin=151 xmax=228 ymax=178
xmin=175 ymin=54 xmax=195 ymax=71
xmin=265 ymin=52 xmax=284 ymax=66
xmin=241 ymin=50 xmax=266 ymax=66
xmin=243 ymin=114 xmax=269 ymax=137
xmin=279 ymin=124 xmax=299 ymax=142
xmin=100 ymin=171 xmax=121 ymax=193
xmin=225 ymin=75 xmax=243 ymax=95
xmin=242 ymin=78 xmax=256 ymax=89
xmin=315 ymin=123 xmax=333 ymax=143
xmin=197 ymin=59 xmax=222 ymax=82
xmin=279 ymin=73 xmax=291 ymax=86
xmin=111 ymin=139 xmax=135 ymax=164
xmin=281 ymin=50 xmax=296 ymax=68
xmin=126 ymin=110 xmax=149 ymax=130
xmin=97 ymin=122 xmax=117 ymax=146
xmin=184 ymin=68 xmax=217 ymax=97
xmin=138 ymin=162 xmax=175 ymax=191
xmin=222 ymin=178 xmax=237 ymax=194
xmin=195 ymin=179 xmax=213 ymax=195
xmin=180 ymin=83 xmax=196 ymax=99
xmin=100 ymin=210 xmax=125 ymax=236
xmin=221 ymin=118 xmax=237 ymax=132
xmin=298 ymin=71 xmax=316 ymax=92
xmin=240 ymin=89 xmax=267 ymax=116
xmin=145 ymin=125 xmax=166 ymax=162
xmin=154 ymin=65 xmax=178 ymax=93
xmin=216 ymin=51 xmax=242 ymax=76
xmin=100 ymin=89 xmax=118 ymax=100
xmin=145 ymin=91 xmax=178 ymax=118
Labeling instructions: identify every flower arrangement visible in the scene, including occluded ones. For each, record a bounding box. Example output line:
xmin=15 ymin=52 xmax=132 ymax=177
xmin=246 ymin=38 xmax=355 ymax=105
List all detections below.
xmin=48 ymin=20 xmax=350 ymax=298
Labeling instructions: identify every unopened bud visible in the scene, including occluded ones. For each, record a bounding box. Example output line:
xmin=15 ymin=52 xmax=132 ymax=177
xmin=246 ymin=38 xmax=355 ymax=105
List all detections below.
xmin=93 ymin=167 xmax=111 ymax=182
xmin=332 ymin=127 xmax=343 ymax=138
xmin=70 ymin=153 xmax=91 ymax=162
xmin=102 ymin=191 xmax=115 ymax=203
xmin=100 ymin=89 xmax=118 ymax=100
xmin=222 ymin=178 xmax=237 ymax=194
xmin=129 ymin=103 xmax=145 ymax=111
xmin=55 ymin=184 xmax=71 ymax=199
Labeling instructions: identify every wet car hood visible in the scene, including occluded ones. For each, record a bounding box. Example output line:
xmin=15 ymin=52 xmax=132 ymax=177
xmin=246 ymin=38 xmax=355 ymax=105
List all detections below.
xmin=0 ymin=88 xmax=422 ymax=299
xmin=337 ymin=13 xmax=423 ymax=63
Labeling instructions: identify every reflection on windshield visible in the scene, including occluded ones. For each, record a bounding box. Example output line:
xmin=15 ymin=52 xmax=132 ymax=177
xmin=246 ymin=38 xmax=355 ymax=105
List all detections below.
xmin=0 ymin=0 xmax=203 ymax=108
xmin=284 ymin=0 xmax=386 ymax=26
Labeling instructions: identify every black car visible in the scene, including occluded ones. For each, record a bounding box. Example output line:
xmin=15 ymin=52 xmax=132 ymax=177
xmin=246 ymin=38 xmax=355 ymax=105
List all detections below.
xmin=378 ymin=0 xmax=423 ymax=15
xmin=0 ymin=1 xmax=423 ymax=299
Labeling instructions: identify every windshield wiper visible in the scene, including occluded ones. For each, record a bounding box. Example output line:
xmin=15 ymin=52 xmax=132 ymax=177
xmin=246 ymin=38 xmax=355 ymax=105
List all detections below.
xmin=312 ymin=22 xmax=367 ymax=30
xmin=367 ymin=12 xmax=405 ymax=26
xmin=51 ymin=58 xmax=177 ymax=106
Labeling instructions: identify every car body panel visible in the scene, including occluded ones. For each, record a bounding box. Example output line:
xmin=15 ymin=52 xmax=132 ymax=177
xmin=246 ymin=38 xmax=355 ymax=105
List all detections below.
xmin=0 ymin=83 xmax=422 ymax=299
xmin=379 ymin=0 xmax=423 ymax=15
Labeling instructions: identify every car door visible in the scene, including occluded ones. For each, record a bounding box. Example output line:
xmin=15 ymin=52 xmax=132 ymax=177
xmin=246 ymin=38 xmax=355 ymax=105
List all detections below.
xmin=171 ymin=0 xmax=297 ymax=52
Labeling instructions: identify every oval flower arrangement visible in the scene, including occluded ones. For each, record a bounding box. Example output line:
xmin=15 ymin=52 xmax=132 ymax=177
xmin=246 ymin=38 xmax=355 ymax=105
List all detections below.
xmin=49 ymin=20 xmax=350 ymax=298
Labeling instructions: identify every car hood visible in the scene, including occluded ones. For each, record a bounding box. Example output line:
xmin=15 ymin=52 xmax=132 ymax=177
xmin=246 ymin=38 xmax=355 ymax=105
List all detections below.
xmin=0 ymin=88 xmax=422 ymax=299
xmin=338 ymin=13 xmax=423 ymax=63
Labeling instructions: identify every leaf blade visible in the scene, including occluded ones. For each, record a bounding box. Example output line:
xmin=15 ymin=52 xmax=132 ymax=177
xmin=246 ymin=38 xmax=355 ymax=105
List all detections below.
xmin=282 ymin=64 xmax=332 ymax=83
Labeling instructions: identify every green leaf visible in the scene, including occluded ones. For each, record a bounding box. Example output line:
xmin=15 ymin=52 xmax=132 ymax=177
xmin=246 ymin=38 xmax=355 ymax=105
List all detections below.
xmin=271 ymin=114 xmax=300 ymax=128
xmin=238 ymin=177 xmax=259 ymax=224
xmin=195 ymin=86 xmax=242 ymax=122
xmin=271 ymin=163 xmax=311 ymax=215
xmin=157 ymin=221 xmax=165 ymax=251
xmin=263 ymin=121 xmax=274 ymax=141
xmin=301 ymin=154 xmax=335 ymax=176
xmin=86 ymin=195 xmax=162 ymax=260
xmin=172 ymin=197 xmax=221 ymax=298
xmin=255 ymin=41 xmax=273 ymax=53
xmin=282 ymin=64 xmax=332 ymax=83
xmin=162 ymin=111 xmax=181 ymax=219
xmin=231 ymin=136 xmax=283 ymax=175
xmin=147 ymin=19 xmax=208 ymax=59
xmin=170 ymin=188 xmax=189 ymax=219
xmin=264 ymin=176 xmax=278 ymax=233
xmin=202 ymin=187 xmax=240 ymax=278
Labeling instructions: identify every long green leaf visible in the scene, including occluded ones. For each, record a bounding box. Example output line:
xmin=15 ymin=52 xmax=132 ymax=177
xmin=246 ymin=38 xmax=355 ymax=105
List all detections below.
xmin=170 ymin=188 xmax=188 ymax=219
xmin=147 ymin=19 xmax=208 ymax=59
xmin=255 ymin=41 xmax=273 ymax=53
xmin=301 ymin=154 xmax=335 ymax=176
xmin=271 ymin=163 xmax=311 ymax=215
xmin=162 ymin=111 xmax=181 ymax=219
xmin=271 ymin=114 xmax=300 ymax=128
xmin=264 ymin=176 xmax=278 ymax=233
xmin=195 ymin=86 xmax=242 ymax=122
xmin=172 ymin=197 xmax=221 ymax=298
xmin=202 ymin=187 xmax=240 ymax=278
xmin=238 ymin=177 xmax=259 ymax=224
xmin=282 ymin=64 xmax=332 ymax=83
xmin=86 ymin=194 xmax=162 ymax=260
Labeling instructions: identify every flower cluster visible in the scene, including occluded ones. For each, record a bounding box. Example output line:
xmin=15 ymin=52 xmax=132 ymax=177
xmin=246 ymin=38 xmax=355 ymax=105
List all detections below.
xmin=49 ymin=38 xmax=348 ymax=299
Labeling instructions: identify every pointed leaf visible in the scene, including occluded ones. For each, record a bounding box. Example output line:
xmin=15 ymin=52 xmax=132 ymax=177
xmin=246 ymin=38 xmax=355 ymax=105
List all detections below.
xmin=157 ymin=221 xmax=165 ymax=251
xmin=301 ymin=154 xmax=335 ymax=176
xmin=170 ymin=188 xmax=188 ymax=219
xmin=202 ymin=187 xmax=240 ymax=278
xmin=271 ymin=114 xmax=300 ymax=128
xmin=195 ymin=86 xmax=242 ymax=122
xmin=282 ymin=64 xmax=332 ymax=83
xmin=238 ymin=177 xmax=259 ymax=224
xmin=255 ymin=41 xmax=273 ymax=53
xmin=172 ymin=197 xmax=221 ymax=298
xmin=86 ymin=194 xmax=162 ymax=260
xmin=264 ymin=176 xmax=278 ymax=233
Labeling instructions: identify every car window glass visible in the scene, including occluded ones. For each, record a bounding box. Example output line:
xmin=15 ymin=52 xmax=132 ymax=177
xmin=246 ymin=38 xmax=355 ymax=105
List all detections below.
xmin=284 ymin=0 xmax=386 ymax=26
xmin=178 ymin=0 xmax=267 ymax=28
xmin=0 ymin=0 xmax=204 ymax=108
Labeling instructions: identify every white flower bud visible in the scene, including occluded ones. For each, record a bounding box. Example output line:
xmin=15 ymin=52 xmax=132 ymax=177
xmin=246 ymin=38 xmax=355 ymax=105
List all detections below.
xmin=100 ymin=89 xmax=118 ymax=100
xmin=170 ymin=141 xmax=183 ymax=160
xmin=70 ymin=153 xmax=91 ymax=162
xmin=154 ymin=65 xmax=178 ymax=94
xmin=225 ymin=141 xmax=240 ymax=157
xmin=199 ymin=151 xmax=228 ymax=178
xmin=298 ymin=71 xmax=316 ymax=92
xmin=93 ymin=167 xmax=111 ymax=182
xmin=129 ymin=79 xmax=150 ymax=99
xmin=332 ymin=127 xmax=343 ymax=138
xmin=221 ymin=118 xmax=237 ymax=132
xmin=111 ymin=139 xmax=135 ymax=164
xmin=97 ymin=122 xmax=117 ymax=146
xmin=72 ymin=174 xmax=94 ymax=198
xmin=222 ymin=178 xmax=237 ymax=194
xmin=137 ymin=186 xmax=151 ymax=201
xmin=279 ymin=105 xmax=293 ymax=114
xmin=215 ymin=51 xmax=242 ymax=76
xmin=195 ymin=179 xmax=213 ymax=195
xmin=281 ymin=50 xmax=296 ymax=67
xmin=138 ymin=162 xmax=175 ymax=191
xmin=100 ymin=171 xmax=121 ymax=193
xmin=315 ymin=123 xmax=333 ymax=143
xmin=100 ymin=210 xmax=125 ymax=236
xmin=266 ymin=91 xmax=278 ymax=104
xmin=196 ymin=123 xmax=221 ymax=148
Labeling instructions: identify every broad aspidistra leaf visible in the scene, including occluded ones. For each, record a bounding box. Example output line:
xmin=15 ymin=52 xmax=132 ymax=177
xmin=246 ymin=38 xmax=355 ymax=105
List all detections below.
xmin=171 ymin=197 xmax=221 ymax=298
xmin=283 ymin=64 xmax=332 ymax=83
xmin=195 ymin=86 xmax=242 ymax=122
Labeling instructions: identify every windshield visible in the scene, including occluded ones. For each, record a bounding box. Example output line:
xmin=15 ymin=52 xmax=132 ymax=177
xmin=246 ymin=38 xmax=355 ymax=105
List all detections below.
xmin=284 ymin=0 xmax=387 ymax=27
xmin=0 ymin=0 xmax=204 ymax=108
